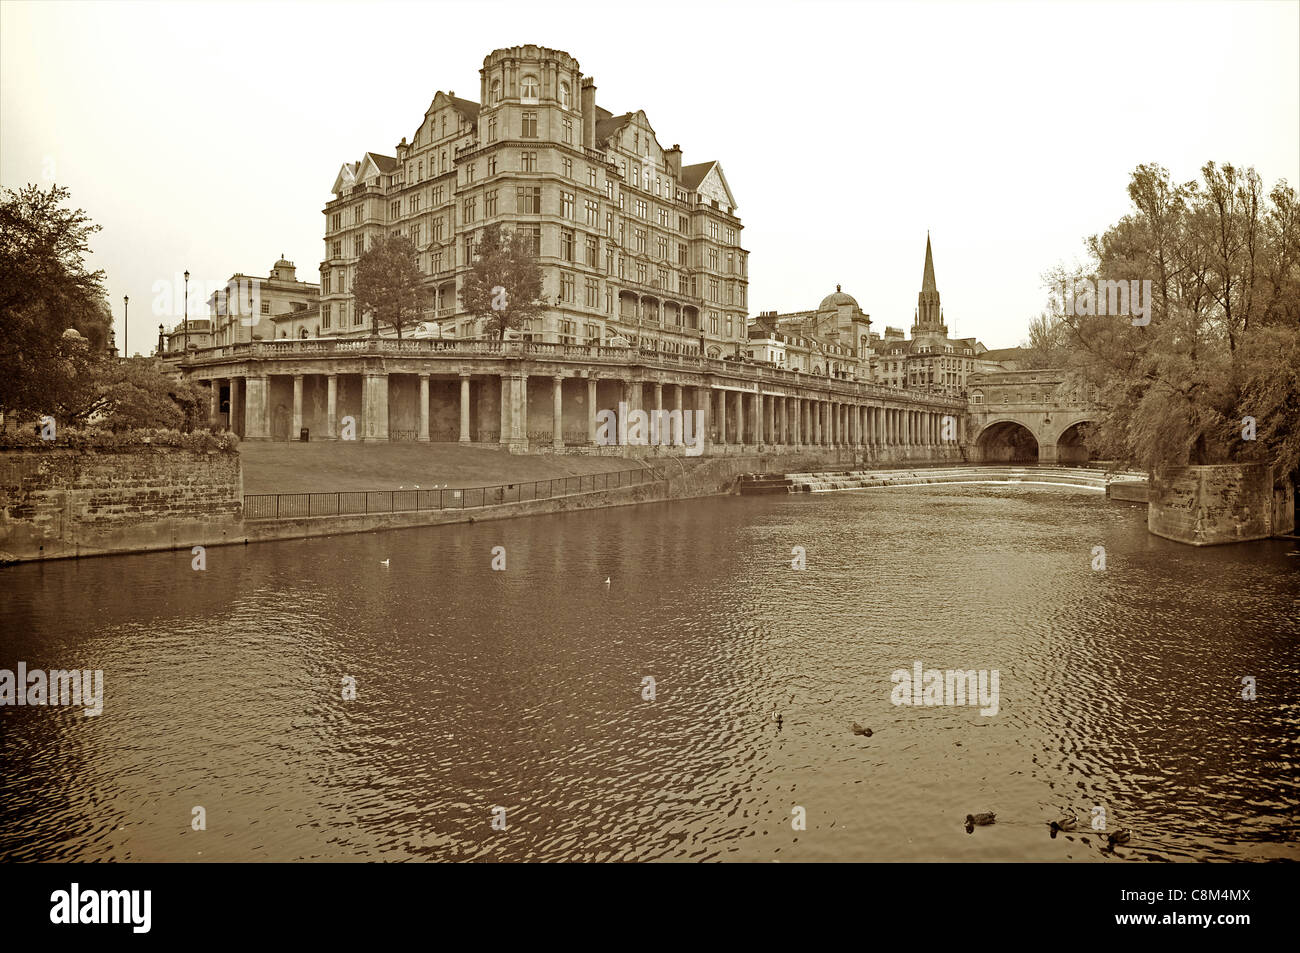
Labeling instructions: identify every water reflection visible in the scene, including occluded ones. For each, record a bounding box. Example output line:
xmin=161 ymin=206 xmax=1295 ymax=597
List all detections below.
xmin=1 ymin=485 xmax=1296 ymax=861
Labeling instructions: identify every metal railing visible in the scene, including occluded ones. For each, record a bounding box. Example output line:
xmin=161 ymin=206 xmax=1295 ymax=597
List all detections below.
xmin=242 ymin=466 xmax=655 ymax=520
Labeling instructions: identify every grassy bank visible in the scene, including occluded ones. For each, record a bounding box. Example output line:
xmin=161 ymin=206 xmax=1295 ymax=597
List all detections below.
xmin=238 ymin=442 xmax=641 ymax=494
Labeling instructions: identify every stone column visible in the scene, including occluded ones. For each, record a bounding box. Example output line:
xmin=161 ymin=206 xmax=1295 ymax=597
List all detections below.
xmin=552 ymin=375 xmax=565 ymax=449
xmin=207 ymin=380 xmax=220 ymax=428
xmin=587 ymin=377 xmax=598 ymax=445
xmin=814 ymin=401 xmax=822 ymax=446
xmin=654 ymin=381 xmax=663 ymax=413
xmin=716 ymin=389 xmax=726 ymax=444
xmin=230 ymin=376 xmax=242 ymax=438
xmin=736 ymin=391 xmax=746 ymax=446
xmin=499 ymin=374 xmax=512 ymax=447
xmin=459 ymin=373 xmax=472 ymax=443
xmin=755 ymin=391 xmax=764 ymax=445
xmin=244 ymin=375 xmax=270 ymax=440
xmin=418 ymin=374 xmax=430 ymax=442
xmin=292 ymin=374 xmax=303 ymax=440
xmin=362 ymin=372 xmax=389 ymax=442
xmin=696 ymin=385 xmax=711 ymax=453
xmin=326 ymin=374 xmax=338 ymax=439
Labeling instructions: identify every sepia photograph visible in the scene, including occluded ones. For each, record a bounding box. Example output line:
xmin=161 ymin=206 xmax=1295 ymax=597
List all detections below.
xmin=0 ymin=0 xmax=1296 ymax=935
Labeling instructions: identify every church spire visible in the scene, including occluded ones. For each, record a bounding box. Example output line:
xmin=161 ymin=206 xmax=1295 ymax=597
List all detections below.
xmin=913 ymin=232 xmax=946 ymax=336
xmin=921 ymin=231 xmax=937 ymax=293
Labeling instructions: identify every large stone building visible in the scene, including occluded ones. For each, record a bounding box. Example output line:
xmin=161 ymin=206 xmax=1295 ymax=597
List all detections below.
xmin=319 ymin=45 xmax=748 ymax=356
xmin=204 ymin=257 xmax=321 ymax=346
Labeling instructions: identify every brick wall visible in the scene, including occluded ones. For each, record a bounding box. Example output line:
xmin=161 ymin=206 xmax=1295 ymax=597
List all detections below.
xmin=0 ymin=448 xmax=243 ymax=562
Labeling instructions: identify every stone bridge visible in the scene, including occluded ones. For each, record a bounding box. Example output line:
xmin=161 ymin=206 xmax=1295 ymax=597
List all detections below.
xmin=965 ymin=368 xmax=1100 ymax=464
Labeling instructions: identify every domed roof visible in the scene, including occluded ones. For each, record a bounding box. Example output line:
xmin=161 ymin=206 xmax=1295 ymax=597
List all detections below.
xmin=819 ymin=285 xmax=859 ymax=311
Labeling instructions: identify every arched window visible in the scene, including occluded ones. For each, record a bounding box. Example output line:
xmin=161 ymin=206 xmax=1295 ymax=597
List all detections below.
xmin=521 ymin=74 xmax=539 ymax=102
xmin=559 ymin=81 xmax=570 ymax=109
xmin=490 ymin=79 xmax=502 ymax=104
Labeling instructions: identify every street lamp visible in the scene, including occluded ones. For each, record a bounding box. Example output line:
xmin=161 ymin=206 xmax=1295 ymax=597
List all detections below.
xmin=123 ymin=295 xmax=129 ymax=359
xmin=183 ymin=270 xmax=190 ymax=355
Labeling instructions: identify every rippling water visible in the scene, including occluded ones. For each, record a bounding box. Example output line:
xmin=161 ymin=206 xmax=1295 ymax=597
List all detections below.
xmin=1 ymin=485 xmax=1297 ymax=862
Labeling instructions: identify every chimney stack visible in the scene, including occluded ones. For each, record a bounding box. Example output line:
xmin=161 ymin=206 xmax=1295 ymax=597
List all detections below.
xmin=581 ymin=78 xmax=596 ymax=148
xmin=666 ymin=144 xmax=682 ymax=179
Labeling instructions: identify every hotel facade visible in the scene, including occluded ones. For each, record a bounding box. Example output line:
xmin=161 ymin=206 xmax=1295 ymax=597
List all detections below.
xmin=319 ymin=45 xmax=749 ymax=357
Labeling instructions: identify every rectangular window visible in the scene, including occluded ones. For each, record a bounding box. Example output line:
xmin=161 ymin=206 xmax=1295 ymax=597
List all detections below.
xmin=709 ymin=248 xmax=719 ymax=270
xmin=657 ymin=236 xmax=668 ymax=259
xmin=585 ymin=236 xmax=598 ymax=267
xmin=332 ymin=240 xmax=341 ymax=259
xmin=636 ymin=261 xmax=647 ymax=284
xmin=659 ymin=208 xmax=669 ymax=227
xmin=561 ymin=191 xmax=575 ymax=219
xmin=521 ymin=225 xmax=541 ymax=255
xmin=330 ymin=212 xmax=341 ymax=231
xmin=636 ymin=199 xmax=648 ymax=219
xmin=585 ymin=279 xmax=599 ymax=309
xmin=585 ymin=199 xmax=599 ymax=226
xmin=487 ymin=117 xmax=497 ymax=142
xmin=433 ymin=217 xmax=444 ymax=241
xmin=487 ymin=155 xmax=497 ymax=176
xmin=709 ymin=278 xmax=719 ymax=302
xmin=605 ymin=289 xmax=614 ymax=315
xmin=521 ymin=111 xmax=537 ymax=137
xmin=561 ymin=272 xmax=575 ymax=303
xmin=635 ymin=228 xmax=646 ymax=252
xmin=321 ymin=274 xmax=331 ymax=295
xmin=322 ymin=303 xmax=331 ymax=329
xmin=433 ymin=185 xmax=444 ymax=204
xmin=517 ymin=186 xmax=541 ymax=213
xmin=411 ymin=194 xmax=421 ymax=213
xmin=588 ymin=167 xmax=598 ymax=187
xmin=464 ymin=235 xmax=474 ymax=263
xmin=726 ymin=315 xmax=734 ymax=337
xmin=411 ymin=224 xmax=421 ymax=245
xmin=465 ymin=164 xmax=475 ymax=184
xmin=679 ymin=274 xmax=689 ymax=296
xmin=606 ymin=248 xmax=615 ymax=274
xmin=562 ymin=157 xmax=573 ymax=179
xmin=561 ymin=228 xmax=575 ymax=262
xmin=563 ymin=118 xmax=573 ymax=143
xmin=657 ymin=267 xmax=668 ymax=289
xmin=354 ymin=206 xmax=362 ymax=224
xmin=710 ymin=222 xmax=719 ymax=240
xmin=606 ymin=212 xmax=614 ymax=237
xmin=709 ymin=311 xmax=719 ymax=335
xmin=606 ymin=182 xmax=614 ymax=201
xmin=352 ymin=303 xmax=362 ymax=326
xmin=463 ymin=197 xmax=476 ymax=223
xmin=521 ymin=151 xmax=537 ymax=172
xmin=485 ymin=189 xmax=498 ymax=216
xmin=679 ymin=215 xmax=688 ymax=234
xmin=432 ymin=250 xmax=443 ymax=272
xmin=354 ymin=235 xmax=364 ymax=256
xmin=677 ymin=242 xmax=687 ymax=266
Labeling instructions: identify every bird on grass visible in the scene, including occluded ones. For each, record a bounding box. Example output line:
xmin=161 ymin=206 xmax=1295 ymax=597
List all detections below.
xmin=1107 ymin=828 xmax=1132 ymax=848
xmin=965 ymin=812 xmax=996 ymax=827
xmin=852 ymin=722 xmax=873 ymax=737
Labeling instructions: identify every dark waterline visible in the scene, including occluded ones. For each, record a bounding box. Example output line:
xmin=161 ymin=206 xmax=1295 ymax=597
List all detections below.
xmin=1 ymin=485 xmax=1297 ymax=861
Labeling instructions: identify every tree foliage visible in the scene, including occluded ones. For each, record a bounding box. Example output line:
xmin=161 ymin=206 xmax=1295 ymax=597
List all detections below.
xmin=353 ymin=234 xmax=428 ymax=340
xmin=0 ymin=184 xmax=111 ymax=419
xmin=458 ymin=224 xmax=546 ymax=340
xmin=1049 ymin=162 xmax=1300 ymax=480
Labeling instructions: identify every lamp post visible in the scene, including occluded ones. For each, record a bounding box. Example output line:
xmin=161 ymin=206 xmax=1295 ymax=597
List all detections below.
xmin=123 ymin=295 xmax=129 ymax=359
xmin=183 ymin=270 xmax=190 ymax=356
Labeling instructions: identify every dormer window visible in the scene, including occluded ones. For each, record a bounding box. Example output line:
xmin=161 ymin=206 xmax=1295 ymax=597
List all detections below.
xmin=559 ymin=81 xmax=571 ymax=109
xmin=521 ymin=74 xmax=539 ymax=102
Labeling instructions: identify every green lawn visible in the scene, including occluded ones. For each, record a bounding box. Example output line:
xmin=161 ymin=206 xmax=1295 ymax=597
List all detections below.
xmin=238 ymin=441 xmax=640 ymax=494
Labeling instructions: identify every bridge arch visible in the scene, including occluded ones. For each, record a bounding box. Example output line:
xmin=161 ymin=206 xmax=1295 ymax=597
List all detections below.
xmin=973 ymin=417 xmax=1039 ymax=463
xmin=1053 ymin=416 xmax=1100 ymax=464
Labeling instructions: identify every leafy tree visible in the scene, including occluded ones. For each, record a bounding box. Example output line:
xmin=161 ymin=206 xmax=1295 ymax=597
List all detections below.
xmin=0 ymin=184 xmax=111 ymax=420
xmin=1051 ymin=162 xmax=1300 ymax=482
xmin=353 ymin=234 xmax=428 ymax=340
xmin=459 ymin=223 xmax=545 ymax=340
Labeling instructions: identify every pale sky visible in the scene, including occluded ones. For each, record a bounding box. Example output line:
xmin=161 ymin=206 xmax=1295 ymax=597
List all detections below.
xmin=3 ymin=0 xmax=1297 ymax=355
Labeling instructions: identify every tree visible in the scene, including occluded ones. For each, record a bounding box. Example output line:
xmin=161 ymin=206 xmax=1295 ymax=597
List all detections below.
xmin=459 ymin=223 xmax=545 ymax=341
xmin=0 ymin=184 xmax=111 ymax=420
xmin=1020 ymin=311 xmax=1068 ymax=368
xmin=352 ymin=234 xmax=428 ymax=340
xmin=1051 ymin=162 xmax=1300 ymax=482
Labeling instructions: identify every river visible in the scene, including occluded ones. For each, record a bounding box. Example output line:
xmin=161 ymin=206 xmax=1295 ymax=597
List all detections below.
xmin=1 ymin=484 xmax=1296 ymax=861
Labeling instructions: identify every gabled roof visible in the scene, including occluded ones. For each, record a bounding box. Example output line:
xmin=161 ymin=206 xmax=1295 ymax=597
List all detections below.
xmin=366 ymin=152 xmax=397 ymax=174
xmin=448 ymin=96 xmax=480 ymax=121
xmin=679 ymin=161 xmax=716 ymax=190
xmin=595 ymin=110 xmax=633 ymax=146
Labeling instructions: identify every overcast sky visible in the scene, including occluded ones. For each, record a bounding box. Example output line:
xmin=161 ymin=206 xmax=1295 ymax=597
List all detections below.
xmin=2 ymin=0 xmax=1296 ymax=355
